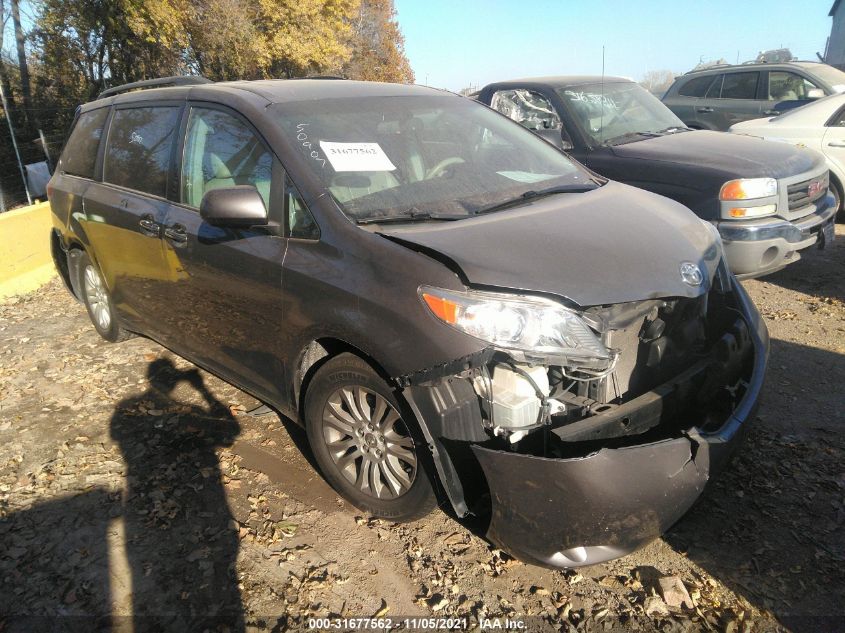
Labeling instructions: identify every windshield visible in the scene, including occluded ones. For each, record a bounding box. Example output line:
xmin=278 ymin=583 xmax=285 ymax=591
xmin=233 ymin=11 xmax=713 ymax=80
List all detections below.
xmin=270 ymin=95 xmax=594 ymax=223
xmin=805 ymin=64 xmax=845 ymax=92
xmin=557 ymin=82 xmax=686 ymax=145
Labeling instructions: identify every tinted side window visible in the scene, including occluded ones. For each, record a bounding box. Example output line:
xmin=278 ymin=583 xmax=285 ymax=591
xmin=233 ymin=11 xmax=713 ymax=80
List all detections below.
xmin=829 ymin=107 xmax=845 ymax=127
xmin=678 ymin=75 xmax=716 ymax=97
xmin=721 ymin=72 xmax=759 ymax=99
xmin=705 ymin=75 xmax=724 ymax=98
xmin=104 ymin=106 xmax=180 ymax=197
xmin=181 ymin=107 xmax=273 ymax=209
xmin=60 ymin=108 xmax=109 ymax=178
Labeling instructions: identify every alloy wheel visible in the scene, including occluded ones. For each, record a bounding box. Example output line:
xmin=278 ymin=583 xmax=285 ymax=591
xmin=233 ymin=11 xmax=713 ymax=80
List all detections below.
xmin=320 ymin=386 xmax=417 ymax=499
xmin=83 ymin=264 xmax=111 ymax=331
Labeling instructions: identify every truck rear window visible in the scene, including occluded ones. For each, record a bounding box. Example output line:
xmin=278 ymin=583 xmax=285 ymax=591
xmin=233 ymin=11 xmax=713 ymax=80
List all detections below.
xmin=60 ymin=107 xmax=109 ymax=179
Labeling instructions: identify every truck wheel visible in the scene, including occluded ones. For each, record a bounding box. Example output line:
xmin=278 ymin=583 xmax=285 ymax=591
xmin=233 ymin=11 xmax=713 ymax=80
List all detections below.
xmin=77 ymin=252 xmax=133 ymax=343
xmin=305 ymin=353 xmax=436 ymax=521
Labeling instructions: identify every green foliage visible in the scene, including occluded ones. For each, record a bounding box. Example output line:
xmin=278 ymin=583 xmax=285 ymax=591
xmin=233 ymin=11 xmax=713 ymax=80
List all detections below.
xmin=342 ymin=0 xmax=414 ymax=83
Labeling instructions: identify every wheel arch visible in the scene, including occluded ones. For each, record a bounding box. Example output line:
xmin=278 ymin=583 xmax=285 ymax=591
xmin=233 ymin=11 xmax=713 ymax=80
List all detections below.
xmin=293 ymin=337 xmax=395 ymax=424
xmin=50 ymin=229 xmax=88 ymax=302
xmin=293 ymin=336 xmax=462 ymax=514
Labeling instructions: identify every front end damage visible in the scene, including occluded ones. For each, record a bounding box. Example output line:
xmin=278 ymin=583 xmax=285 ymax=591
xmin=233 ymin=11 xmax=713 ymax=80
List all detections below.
xmin=399 ymin=265 xmax=768 ymax=568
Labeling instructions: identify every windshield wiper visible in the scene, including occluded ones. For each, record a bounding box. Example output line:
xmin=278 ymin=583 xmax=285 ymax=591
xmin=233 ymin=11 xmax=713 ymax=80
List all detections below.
xmin=355 ymin=208 xmax=466 ymax=225
xmin=602 ymin=131 xmax=661 ymax=146
xmin=654 ymin=126 xmax=692 ymax=134
xmin=474 ymin=183 xmax=599 ymax=216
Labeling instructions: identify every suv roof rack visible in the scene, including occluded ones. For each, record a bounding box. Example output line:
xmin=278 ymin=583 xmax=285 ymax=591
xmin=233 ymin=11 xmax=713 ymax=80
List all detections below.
xmin=98 ymin=76 xmax=212 ymax=100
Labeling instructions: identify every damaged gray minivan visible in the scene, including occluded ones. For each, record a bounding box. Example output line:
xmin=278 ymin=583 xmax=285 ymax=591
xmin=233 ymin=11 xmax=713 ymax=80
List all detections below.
xmin=49 ymin=77 xmax=769 ymax=568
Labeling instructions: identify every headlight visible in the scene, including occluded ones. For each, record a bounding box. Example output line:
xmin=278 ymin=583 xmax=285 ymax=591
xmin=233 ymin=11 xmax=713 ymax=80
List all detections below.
xmin=720 ymin=178 xmax=777 ymax=201
xmin=419 ymin=286 xmax=610 ymax=367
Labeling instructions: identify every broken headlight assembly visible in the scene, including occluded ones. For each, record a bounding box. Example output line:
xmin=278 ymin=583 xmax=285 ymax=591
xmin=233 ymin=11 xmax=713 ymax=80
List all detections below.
xmin=419 ymin=286 xmax=612 ymax=369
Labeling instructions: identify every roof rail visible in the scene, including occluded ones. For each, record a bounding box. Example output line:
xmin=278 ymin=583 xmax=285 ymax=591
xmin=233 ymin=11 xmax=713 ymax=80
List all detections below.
xmin=685 ymin=63 xmax=732 ymax=74
xmin=303 ymin=75 xmax=347 ymax=80
xmin=98 ymin=76 xmax=212 ymax=100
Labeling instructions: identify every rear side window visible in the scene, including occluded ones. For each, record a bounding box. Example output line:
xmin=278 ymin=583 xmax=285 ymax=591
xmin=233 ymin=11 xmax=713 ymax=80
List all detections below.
xmin=678 ymin=75 xmax=717 ymax=98
xmin=720 ymin=72 xmax=759 ymax=99
xmin=705 ymin=75 xmax=724 ymax=98
xmin=60 ymin=108 xmax=109 ymax=178
xmin=104 ymin=106 xmax=180 ymax=197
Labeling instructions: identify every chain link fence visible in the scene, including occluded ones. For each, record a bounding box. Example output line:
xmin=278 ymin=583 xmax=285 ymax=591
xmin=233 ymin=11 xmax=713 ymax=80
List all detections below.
xmin=1 ymin=106 xmax=73 ymax=212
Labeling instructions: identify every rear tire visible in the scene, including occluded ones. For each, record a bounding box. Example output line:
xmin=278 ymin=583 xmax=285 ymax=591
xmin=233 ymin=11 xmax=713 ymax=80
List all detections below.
xmin=76 ymin=252 xmax=133 ymax=343
xmin=304 ymin=353 xmax=436 ymax=521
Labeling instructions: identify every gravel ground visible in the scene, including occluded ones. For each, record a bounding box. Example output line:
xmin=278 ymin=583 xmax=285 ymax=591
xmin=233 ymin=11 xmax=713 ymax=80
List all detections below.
xmin=1 ymin=226 xmax=843 ymax=633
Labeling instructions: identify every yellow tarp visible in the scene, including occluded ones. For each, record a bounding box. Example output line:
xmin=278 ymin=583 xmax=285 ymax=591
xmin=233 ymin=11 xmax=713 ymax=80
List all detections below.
xmin=0 ymin=202 xmax=57 ymax=298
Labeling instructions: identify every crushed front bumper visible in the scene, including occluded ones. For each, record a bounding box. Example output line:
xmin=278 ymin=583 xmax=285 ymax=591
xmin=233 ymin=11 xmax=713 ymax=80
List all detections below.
xmin=469 ymin=282 xmax=769 ymax=568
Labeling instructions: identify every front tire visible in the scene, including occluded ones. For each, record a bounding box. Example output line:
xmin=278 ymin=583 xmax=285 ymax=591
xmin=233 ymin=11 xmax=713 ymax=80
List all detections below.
xmin=304 ymin=353 xmax=436 ymax=521
xmin=76 ymin=252 xmax=132 ymax=343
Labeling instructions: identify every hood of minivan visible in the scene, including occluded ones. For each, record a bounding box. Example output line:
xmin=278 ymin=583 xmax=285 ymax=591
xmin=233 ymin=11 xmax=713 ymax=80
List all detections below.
xmin=610 ymin=130 xmax=822 ymax=179
xmin=378 ymin=182 xmax=721 ymax=307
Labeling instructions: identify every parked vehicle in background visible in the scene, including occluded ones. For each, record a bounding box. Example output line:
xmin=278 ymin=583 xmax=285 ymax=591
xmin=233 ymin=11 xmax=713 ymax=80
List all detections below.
xmin=48 ymin=76 xmax=768 ymax=568
xmin=476 ymin=76 xmax=837 ymax=278
xmin=662 ymin=61 xmax=845 ymax=131
xmin=731 ymin=93 xmax=845 ymax=219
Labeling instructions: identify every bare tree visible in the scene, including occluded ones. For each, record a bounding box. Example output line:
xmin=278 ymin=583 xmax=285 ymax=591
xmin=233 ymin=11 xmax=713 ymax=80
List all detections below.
xmin=0 ymin=0 xmax=16 ymax=105
xmin=10 ymin=0 xmax=34 ymax=129
xmin=640 ymin=69 xmax=675 ymax=96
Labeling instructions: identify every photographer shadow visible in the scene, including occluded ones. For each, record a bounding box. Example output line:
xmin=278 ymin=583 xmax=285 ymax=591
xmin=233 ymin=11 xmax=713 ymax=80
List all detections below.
xmin=110 ymin=358 xmax=243 ymax=632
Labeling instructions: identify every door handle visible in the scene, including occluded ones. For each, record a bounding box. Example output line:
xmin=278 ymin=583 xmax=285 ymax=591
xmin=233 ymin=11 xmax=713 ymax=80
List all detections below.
xmin=763 ymin=109 xmax=780 ymax=115
xmin=827 ymin=141 xmax=845 ymax=148
xmin=138 ymin=215 xmax=160 ymax=237
xmin=696 ymin=106 xmax=714 ymax=113
xmin=163 ymin=224 xmax=188 ymax=246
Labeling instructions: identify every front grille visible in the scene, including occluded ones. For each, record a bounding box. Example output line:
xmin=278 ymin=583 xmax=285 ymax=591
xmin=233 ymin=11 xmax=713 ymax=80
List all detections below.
xmin=788 ymin=172 xmax=828 ymax=211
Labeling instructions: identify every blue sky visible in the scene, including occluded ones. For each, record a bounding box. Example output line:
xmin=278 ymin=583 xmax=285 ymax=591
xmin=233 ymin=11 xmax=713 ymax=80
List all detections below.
xmin=395 ymin=0 xmax=837 ymax=91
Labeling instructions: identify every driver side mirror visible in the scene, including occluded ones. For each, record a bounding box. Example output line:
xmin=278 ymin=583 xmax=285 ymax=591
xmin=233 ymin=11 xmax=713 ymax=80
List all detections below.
xmin=807 ymin=88 xmax=824 ymax=100
xmin=200 ymin=186 xmax=268 ymax=228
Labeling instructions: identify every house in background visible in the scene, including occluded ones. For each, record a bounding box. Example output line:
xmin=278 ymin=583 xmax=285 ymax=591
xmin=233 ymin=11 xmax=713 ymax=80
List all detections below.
xmin=827 ymin=0 xmax=845 ymax=69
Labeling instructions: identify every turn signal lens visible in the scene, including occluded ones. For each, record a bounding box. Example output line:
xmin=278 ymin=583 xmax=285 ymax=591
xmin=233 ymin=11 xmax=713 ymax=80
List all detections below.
xmin=728 ymin=204 xmax=777 ymax=218
xmin=720 ymin=178 xmax=777 ymax=201
xmin=422 ymin=293 xmax=458 ymax=324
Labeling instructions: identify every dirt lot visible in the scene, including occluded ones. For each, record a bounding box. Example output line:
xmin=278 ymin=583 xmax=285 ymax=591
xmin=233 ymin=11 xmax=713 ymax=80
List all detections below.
xmin=1 ymin=227 xmax=843 ymax=632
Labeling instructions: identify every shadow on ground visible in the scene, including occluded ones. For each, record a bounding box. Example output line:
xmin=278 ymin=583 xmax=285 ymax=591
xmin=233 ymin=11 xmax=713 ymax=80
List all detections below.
xmin=762 ymin=226 xmax=845 ymax=303
xmin=664 ymin=338 xmax=845 ymax=632
xmin=0 ymin=359 xmax=244 ymax=632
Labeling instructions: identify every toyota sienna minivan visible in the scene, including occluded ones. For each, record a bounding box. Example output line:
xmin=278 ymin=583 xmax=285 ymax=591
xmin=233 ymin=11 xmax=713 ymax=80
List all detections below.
xmin=48 ymin=76 xmax=768 ymax=568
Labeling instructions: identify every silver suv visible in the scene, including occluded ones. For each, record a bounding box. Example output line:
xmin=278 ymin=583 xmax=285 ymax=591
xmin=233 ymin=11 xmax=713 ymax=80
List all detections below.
xmin=662 ymin=61 xmax=845 ymax=131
